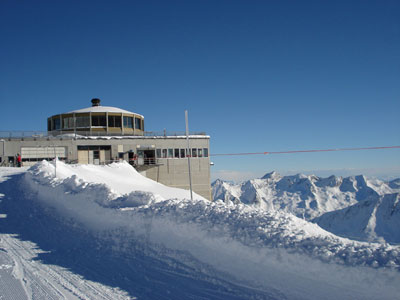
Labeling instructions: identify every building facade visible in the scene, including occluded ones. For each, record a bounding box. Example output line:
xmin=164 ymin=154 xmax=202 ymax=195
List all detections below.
xmin=0 ymin=99 xmax=212 ymax=200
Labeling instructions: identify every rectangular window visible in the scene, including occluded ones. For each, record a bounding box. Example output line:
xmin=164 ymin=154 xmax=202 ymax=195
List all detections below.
xmin=92 ymin=115 xmax=106 ymax=127
xmin=198 ymin=148 xmax=203 ymax=157
xmin=162 ymin=149 xmax=167 ymax=158
xmin=135 ymin=118 xmax=142 ymax=130
xmin=63 ymin=118 xmax=68 ymax=129
xmin=180 ymin=149 xmax=186 ymax=158
xmin=93 ymin=150 xmax=100 ymax=160
xmin=48 ymin=119 xmax=51 ymax=131
xmin=108 ymin=116 xmax=121 ymax=128
xmin=192 ymin=148 xmax=197 ymax=157
xmin=156 ymin=149 xmax=161 ymax=158
xmin=203 ymin=148 xmax=209 ymax=157
xmin=123 ymin=116 xmax=133 ymax=128
xmin=62 ymin=117 xmax=74 ymax=129
xmin=76 ymin=116 xmax=90 ymax=127
xmin=174 ymin=149 xmax=179 ymax=158
xmin=53 ymin=118 xmax=61 ymax=130
xmin=168 ymin=148 xmax=173 ymax=158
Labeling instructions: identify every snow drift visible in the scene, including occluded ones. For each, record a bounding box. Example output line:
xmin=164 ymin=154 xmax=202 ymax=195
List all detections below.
xmin=1 ymin=161 xmax=400 ymax=299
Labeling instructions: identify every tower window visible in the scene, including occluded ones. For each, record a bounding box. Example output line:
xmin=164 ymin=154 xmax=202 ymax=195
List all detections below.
xmin=123 ymin=116 xmax=133 ymax=128
xmin=108 ymin=116 xmax=122 ymax=127
xmin=92 ymin=115 xmax=106 ymax=126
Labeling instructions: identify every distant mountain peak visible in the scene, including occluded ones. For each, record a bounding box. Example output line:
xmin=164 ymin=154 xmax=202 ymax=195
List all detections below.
xmin=261 ymin=171 xmax=281 ymax=180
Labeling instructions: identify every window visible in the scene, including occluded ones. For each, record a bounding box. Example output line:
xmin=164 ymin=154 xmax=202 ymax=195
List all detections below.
xmin=180 ymin=149 xmax=186 ymax=158
xmin=198 ymin=148 xmax=203 ymax=157
xmin=174 ymin=149 xmax=179 ymax=158
xmin=47 ymin=119 xmax=51 ymax=131
xmin=123 ymin=116 xmax=133 ymax=128
xmin=192 ymin=148 xmax=197 ymax=157
xmin=156 ymin=149 xmax=161 ymax=158
xmin=93 ymin=150 xmax=100 ymax=160
xmin=76 ymin=116 xmax=90 ymax=127
xmin=135 ymin=118 xmax=142 ymax=130
xmin=108 ymin=116 xmax=121 ymax=127
xmin=162 ymin=149 xmax=167 ymax=158
xmin=203 ymin=148 xmax=209 ymax=157
xmin=168 ymin=148 xmax=173 ymax=158
xmin=92 ymin=115 xmax=106 ymax=126
xmin=63 ymin=117 xmax=74 ymax=129
xmin=53 ymin=118 xmax=61 ymax=130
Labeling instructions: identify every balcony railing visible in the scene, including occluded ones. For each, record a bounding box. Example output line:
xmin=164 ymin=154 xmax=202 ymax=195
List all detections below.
xmin=0 ymin=130 xmax=207 ymax=139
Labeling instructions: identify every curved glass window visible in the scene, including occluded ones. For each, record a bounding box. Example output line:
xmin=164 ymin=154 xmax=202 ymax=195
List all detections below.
xmin=76 ymin=116 xmax=90 ymax=127
xmin=108 ymin=116 xmax=122 ymax=127
xmin=123 ymin=116 xmax=133 ymax=128
xmin=92 ymin=115 xmax=106 ymax=126
xmin=135 ymin=118 xmax=142 ymax=130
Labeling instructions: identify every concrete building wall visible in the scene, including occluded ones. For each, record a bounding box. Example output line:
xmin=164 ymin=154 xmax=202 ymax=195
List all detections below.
xmin=0 ymin=136 xmax=212 ymax=200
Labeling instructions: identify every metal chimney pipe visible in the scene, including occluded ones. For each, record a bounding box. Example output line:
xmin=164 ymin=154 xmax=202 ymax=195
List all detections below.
xmin=91 ymin=98 xmax=101 ymax=106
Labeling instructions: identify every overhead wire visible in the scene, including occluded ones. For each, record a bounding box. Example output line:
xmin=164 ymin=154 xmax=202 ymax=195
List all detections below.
xmin=210 ymin=145 xmax=400 ymax=157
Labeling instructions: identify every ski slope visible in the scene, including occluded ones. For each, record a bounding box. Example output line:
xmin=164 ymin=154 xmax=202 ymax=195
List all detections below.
xmin=0 ymin=162 xmax=399 ymax=299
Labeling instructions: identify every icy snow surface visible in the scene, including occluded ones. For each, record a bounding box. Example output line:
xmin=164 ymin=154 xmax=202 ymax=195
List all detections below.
xmin=0 ymin=161 xmax=399 ymax=299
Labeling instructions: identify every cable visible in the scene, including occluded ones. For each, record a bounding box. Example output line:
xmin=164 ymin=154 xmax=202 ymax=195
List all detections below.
xmin=210 ymin=145 xmax=400 ymax=157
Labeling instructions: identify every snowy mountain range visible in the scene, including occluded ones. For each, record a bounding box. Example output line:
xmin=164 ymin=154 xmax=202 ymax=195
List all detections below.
xmin=212 ymin=172 xmax=400 ymax=243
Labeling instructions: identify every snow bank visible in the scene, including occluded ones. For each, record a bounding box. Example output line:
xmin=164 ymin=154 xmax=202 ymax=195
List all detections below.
xmin=28 ymin=159 xmax=205 ymax=201
xmin=15 ymin=161 xmax=400 ymax=299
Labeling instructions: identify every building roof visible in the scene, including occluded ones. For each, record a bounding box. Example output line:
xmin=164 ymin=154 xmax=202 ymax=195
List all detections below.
xmin=65 ymin=105 xmax=144 ymax=117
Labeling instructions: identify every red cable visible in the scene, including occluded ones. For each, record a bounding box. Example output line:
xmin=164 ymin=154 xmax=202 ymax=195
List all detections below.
xmin=210 ymin=146 xmax=400 ymax=157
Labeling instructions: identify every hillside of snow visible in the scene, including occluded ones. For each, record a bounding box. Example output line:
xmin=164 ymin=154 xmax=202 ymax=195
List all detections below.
xmin=314 ymin=193 xmax=400 ymax=244
xmin=1 ymin=162 xmax=400 ymax=299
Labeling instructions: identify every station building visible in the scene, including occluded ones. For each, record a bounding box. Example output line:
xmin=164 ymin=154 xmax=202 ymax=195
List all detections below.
xmin=0 ymin=99 xmax=212 ymax=200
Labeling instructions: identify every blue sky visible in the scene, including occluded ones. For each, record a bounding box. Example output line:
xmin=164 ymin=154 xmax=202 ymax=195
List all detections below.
xmin=1 ymin=0 xmax=399 ymax=181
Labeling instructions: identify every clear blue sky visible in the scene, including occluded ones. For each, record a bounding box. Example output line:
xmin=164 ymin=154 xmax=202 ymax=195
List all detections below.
xmin=1 ymin=0 xmax=399 ymax=181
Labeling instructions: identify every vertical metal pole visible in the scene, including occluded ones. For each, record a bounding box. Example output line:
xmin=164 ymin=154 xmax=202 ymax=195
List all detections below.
xmin=54 ymin=145 xmax=57 ymax=178
xmin=185 ymin=110 xmax=193 ymax=201
xmin=0 ymin=140 xmax=4 ymax=165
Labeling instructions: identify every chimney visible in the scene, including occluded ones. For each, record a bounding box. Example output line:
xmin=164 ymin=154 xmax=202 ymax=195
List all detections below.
xmin=91 ymin=98 xmax=101 ymax=107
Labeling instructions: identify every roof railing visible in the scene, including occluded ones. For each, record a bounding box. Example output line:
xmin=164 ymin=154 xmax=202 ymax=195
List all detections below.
xmin=0 ymin=130 xmax=207 ymax=139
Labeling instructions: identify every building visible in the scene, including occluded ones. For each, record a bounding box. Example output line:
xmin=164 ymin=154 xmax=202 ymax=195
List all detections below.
xmin=0 ymin=99 xmax=212 ymax=200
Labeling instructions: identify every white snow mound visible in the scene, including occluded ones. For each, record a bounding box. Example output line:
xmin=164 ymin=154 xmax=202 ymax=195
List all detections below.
xmin=7 ymin=161 xmax=399 ymax=299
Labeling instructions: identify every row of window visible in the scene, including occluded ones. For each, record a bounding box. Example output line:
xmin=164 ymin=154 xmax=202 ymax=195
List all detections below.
xmin=156 ymin=148 xmax=209 ymax=159
xmin=49 ymin=115 xmax=144 ymax=130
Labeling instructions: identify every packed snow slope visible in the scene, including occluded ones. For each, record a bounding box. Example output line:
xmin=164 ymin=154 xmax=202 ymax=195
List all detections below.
xmin=1 ymin=161 xmax=400 ymax=299
xmin=212 ymin=172 xmax=400 ymax=243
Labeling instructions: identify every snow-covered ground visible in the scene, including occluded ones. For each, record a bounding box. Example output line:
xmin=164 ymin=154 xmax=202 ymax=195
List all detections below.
xmin=1 ymin=162 xmax=400 ymax=299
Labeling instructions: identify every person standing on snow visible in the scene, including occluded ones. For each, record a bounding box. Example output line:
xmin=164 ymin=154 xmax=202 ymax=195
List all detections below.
xmin=17 ymin=153 xmax=21 ymax=167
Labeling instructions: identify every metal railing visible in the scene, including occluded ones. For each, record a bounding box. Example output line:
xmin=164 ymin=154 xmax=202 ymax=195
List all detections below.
xmin=0 ymin=130 xmax=207 ymax=139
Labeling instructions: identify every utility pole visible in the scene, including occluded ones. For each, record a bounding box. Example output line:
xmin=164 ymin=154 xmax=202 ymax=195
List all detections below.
xmin=185 ymin=110 xmax=193 ymax=201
